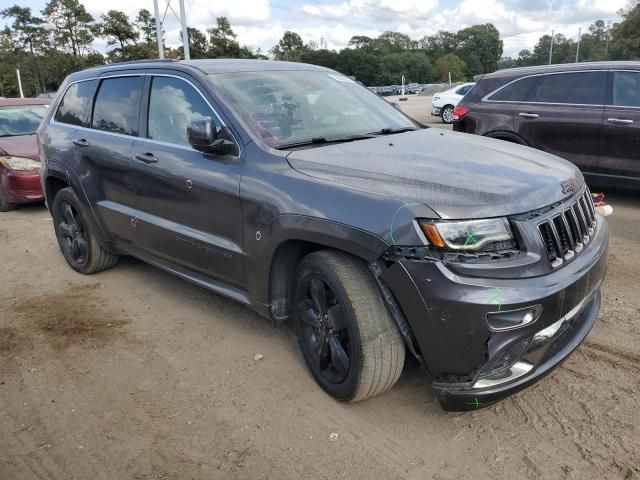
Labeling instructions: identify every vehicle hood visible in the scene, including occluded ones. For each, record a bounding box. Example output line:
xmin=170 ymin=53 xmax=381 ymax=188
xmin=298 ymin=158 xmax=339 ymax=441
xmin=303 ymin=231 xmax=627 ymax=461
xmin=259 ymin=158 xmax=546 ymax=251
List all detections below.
xmin=286 ymin=129 xmax=583 ymax=219
xmin=0 ymin=134 xmax=39 ymax=161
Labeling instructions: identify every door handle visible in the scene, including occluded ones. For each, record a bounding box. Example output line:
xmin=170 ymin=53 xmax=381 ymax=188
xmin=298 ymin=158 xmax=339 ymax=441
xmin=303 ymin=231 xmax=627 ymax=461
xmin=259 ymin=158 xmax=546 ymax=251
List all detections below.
xmin=518 ymin=113 xmax=539 ymax=119
xmin=135 ymin=152 xmax=158 ymax=164
xmin=607 ymin=118 xmax=633 ymax=125
xmin=72 ymin=138 xmax=89 ymax=147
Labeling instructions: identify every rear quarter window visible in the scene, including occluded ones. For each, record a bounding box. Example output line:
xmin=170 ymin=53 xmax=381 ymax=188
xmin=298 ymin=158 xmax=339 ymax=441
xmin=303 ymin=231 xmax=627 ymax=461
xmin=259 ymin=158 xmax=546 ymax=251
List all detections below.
xmin=54 ymin=80 xmax=97 ymax=127
xmin=487 ymin=76 xmax=539 ymax=102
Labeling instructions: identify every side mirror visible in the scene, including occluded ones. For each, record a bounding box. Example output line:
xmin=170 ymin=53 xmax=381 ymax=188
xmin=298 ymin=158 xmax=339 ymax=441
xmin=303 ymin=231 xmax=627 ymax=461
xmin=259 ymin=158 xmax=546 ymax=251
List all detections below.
xmin=187 ymin=118 xmax=237 ymax=156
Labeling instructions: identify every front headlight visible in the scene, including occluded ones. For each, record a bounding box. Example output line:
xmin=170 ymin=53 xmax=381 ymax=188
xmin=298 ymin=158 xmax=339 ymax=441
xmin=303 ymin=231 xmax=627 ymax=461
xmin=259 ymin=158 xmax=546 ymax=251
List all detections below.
xmin=420 ymin=218 xmax=516 ymax=251
xmin=0 ymin=156 xmax=40 ymax=171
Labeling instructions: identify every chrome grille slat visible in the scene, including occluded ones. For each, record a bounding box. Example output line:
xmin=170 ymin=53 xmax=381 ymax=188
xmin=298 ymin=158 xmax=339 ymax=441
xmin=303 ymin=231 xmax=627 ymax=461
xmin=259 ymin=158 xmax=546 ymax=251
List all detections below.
xmin=537 ymin=188 xmax=596 ymax=269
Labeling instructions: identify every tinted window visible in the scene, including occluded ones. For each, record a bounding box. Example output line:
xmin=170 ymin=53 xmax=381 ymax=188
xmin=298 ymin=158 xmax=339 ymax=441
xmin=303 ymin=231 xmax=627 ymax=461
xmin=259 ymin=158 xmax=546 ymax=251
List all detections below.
xmin=148 ymin=76 xmax=219 ymax=146
xmin=534 ymin=72 xmax=606 ymax=104
xmin=55 ymin=80 xmax=96 ymax=126
xmin=0 ymin=105 xmax=48 ymax=136
xmin=488 ymin=76 xmax=539 ymax=102
xmin=92 ymin=77 xmax=143 ymax=136
xmin=612 ymin=71 xmax=640 ymax=107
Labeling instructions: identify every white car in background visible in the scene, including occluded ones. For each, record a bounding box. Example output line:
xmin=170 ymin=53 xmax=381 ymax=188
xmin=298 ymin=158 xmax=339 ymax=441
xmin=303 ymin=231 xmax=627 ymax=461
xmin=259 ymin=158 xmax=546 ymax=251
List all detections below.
xmin=431 ymin=82 xmax=475 ymax=124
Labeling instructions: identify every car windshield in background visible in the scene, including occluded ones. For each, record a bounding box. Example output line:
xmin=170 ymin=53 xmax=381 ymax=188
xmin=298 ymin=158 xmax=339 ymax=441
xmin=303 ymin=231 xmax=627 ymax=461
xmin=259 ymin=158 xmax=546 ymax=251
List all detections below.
xmin=208 ymin=70 xmax=418 ymax=148
xmin=0 ymin=105 xmax=48 ymax=137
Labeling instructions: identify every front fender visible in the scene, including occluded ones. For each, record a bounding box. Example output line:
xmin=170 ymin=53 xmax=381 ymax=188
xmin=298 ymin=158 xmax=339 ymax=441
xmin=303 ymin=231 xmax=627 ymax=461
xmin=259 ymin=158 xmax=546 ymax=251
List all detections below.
xmin=245 ymin=214 xmax=390 ymax=307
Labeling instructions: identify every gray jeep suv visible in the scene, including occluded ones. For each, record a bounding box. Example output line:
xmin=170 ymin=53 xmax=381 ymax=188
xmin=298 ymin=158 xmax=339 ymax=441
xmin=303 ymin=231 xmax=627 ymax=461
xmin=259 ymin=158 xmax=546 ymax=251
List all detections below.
xmin=39 ymin=60 xmax=609 ymax=410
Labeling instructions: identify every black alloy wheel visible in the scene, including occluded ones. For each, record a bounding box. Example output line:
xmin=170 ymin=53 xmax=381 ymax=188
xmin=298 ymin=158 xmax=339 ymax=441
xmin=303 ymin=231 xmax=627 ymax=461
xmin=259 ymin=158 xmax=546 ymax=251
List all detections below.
xmin=57 ymin=201 xmax=89 ymax=266
xmin=298 ymin=276 xmax=351 ymax=384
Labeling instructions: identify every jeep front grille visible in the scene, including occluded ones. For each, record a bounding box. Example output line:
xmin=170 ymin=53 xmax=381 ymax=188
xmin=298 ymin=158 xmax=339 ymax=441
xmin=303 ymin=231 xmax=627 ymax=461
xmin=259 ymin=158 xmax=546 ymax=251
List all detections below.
xmin=538 ymin=189 xmax=596 ymax=268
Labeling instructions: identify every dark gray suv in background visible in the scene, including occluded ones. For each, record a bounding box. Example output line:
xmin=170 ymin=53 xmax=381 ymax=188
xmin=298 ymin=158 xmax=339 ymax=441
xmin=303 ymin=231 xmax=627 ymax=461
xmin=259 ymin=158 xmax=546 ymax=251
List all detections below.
xmin=453 ymin=61 xmax=640 ymax=189
xmin=39 ymin=60 xmax=609 ymax=410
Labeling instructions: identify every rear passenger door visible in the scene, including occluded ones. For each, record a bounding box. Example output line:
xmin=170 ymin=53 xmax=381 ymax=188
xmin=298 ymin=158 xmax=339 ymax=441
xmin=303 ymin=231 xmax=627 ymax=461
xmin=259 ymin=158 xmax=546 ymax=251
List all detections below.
xmin=599 ymin=70 xmax=640 ymax=180
xmin=70 ymin=73 xmax=145 ymax=243
xmin=130 ymin=73 xmax=245 ymax=288
xmin=515 ymin=71 xmax=606 ymax=174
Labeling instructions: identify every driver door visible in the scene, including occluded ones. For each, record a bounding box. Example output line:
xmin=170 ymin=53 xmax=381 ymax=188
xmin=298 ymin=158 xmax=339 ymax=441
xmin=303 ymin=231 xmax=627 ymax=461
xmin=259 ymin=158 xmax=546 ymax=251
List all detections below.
xmin=130 ymin=73 xmax=245 ymax=288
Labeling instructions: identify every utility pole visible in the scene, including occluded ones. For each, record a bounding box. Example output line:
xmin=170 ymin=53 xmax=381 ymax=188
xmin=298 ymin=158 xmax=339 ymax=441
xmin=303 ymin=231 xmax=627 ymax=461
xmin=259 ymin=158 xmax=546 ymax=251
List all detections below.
xmin=16 ymin=69 xmax=24 ymax=98
xmin=604 ymin=22 xmax=611 ymax=59
xmin=179 ymin=0 xmax=190 ymax=60
xmin=576 ymin=27 xmax=581 ymax=62
xmin=152 ymin=0 xmax=164 ymax=59
xmin=549 ymin=29 xmax=554 ymax=65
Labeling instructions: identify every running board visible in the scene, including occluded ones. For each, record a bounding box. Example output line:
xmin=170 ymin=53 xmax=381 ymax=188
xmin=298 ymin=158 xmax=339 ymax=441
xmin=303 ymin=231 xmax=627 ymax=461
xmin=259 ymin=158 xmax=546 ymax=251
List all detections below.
xmin=118 ymin=244 xmax=251 ymax=305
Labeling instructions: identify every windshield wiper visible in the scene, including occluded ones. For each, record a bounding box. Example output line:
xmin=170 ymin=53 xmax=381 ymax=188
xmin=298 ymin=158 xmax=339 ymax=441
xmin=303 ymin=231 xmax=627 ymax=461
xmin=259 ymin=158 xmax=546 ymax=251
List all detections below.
xmin=368 ymin=127 xmax=418 ymax=136
xmin=275 ymin=133 xmax=377 ymax=150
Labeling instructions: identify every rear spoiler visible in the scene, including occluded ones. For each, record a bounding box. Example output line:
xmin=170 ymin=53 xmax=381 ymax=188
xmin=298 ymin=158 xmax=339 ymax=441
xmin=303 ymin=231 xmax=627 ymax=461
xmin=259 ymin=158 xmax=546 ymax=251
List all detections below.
xmin=473 ymin=74 xmax=485 ymax=82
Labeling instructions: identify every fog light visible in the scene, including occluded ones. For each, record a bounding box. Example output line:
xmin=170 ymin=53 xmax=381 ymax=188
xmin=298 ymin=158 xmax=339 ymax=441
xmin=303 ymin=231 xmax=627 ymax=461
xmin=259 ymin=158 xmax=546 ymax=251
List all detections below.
xmin=486 ymin=305 xmax=543 ymax=331
xmin=478 ymin=338 xmax=530 ymax=381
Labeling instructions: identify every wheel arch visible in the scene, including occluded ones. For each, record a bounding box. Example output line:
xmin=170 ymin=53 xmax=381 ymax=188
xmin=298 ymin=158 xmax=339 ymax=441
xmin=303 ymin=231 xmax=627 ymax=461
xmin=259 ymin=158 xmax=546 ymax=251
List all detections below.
xmin=44 ymin=173 xmax=70 ymax=212
xmin=261 ymin=215 xmax=389 ymax=323
xmin=484 ymin=130 xmax=528 ymax=145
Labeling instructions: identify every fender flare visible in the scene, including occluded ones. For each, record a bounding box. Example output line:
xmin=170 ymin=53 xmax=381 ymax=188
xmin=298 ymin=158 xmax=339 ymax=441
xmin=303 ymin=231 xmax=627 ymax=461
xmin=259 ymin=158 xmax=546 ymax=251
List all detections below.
xmin=484 ymin=131 xmax=528 ymax=145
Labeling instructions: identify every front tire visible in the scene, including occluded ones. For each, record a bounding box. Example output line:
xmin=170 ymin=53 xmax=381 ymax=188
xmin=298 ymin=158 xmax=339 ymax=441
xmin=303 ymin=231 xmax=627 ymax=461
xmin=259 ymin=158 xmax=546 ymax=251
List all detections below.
xmin=293 ymin=250 xmax=405 ymax=402
xmin=441 ymin=105 xmax=454 ymax=124
xmin=51 ymin=187 xmax=118 ymax=274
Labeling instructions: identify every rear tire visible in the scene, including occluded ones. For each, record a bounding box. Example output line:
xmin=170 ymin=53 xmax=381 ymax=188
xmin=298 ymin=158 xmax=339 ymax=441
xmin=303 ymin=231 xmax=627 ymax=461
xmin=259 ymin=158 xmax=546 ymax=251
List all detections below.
xmin=441 ymin=105 xmax=454 ymax=124
xmin=51 ymin=187 xmax=118 ymax=274
xmin=293 ymin=250 xmax=405 ymax=402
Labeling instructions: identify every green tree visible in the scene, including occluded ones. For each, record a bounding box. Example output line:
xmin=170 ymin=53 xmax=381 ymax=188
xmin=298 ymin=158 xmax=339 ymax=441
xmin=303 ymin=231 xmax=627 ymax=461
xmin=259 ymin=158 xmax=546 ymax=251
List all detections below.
xmin=301 ymin=48 xmax=339 ymax=69
xmin=435 ymin=53 xmax=466 ymax=81
xmin=456 ymin=24 xmax=503 ymax=74
xmin=99 ymin=10 xmax=138 ymax=57
xmin=375 ymin=31 xmax=417 ymax=53
xmin=270 ymin=31 xmax=306 ymax=61
xmin=135 ymin=9 xmax=157 ymax=44
xmin=208 ymin=16 xmax=243 ymax=58
xmin=0 ymin=6 xmax=47 ymax=92
xmin=419 ymin=31 xmax=458 ymax=57
xmin=348 ymin=35 xmax=376 ymax=52
xmin=610 ymin=3 xmax=640 ymax=59
xmin=42 ymin=0 xmax=95 ymax=56
xmin=179 ymin=27 xmax=208 ymax=59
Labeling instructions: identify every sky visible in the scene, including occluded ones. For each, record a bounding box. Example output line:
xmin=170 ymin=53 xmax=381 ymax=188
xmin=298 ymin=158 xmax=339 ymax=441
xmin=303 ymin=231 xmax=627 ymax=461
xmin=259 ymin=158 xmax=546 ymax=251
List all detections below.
xmin=5 ymin=0 xmax=634 ymax=57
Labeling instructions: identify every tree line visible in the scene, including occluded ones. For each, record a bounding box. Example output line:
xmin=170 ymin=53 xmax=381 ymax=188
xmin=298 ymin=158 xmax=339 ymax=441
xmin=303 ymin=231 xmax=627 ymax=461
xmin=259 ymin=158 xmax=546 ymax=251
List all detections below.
xmin=1 ymin=0 xmax=639 ymax=97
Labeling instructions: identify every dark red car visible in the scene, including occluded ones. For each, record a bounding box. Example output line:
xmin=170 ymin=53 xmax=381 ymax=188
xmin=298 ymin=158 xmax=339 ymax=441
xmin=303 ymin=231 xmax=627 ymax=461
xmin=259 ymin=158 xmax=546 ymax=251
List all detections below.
xmin=0 ymin=98 xmax=50 ymax=211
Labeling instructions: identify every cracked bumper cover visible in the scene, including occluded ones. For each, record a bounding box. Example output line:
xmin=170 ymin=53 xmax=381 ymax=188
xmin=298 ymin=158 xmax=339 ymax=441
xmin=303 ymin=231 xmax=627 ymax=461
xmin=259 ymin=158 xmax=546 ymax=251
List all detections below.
xmin=381 ymin=216 xmax=609 ymax=411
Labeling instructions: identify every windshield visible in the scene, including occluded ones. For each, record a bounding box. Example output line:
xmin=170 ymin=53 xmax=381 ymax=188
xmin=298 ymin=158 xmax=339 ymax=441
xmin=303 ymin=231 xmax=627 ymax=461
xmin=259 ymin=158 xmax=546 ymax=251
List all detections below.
xmin=0 ymin=105 xmax=48 ymax=137
xmin=208 ymin=70 xmax=418 ymax=148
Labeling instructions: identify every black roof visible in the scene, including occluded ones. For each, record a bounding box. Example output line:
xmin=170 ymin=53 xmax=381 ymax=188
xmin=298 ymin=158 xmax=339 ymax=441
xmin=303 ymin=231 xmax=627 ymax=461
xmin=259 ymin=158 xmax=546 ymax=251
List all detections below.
xmin=67 ymin=59 xmax=332 ymax=82
xmin=484 ymin=61 xmax=640 ymax=79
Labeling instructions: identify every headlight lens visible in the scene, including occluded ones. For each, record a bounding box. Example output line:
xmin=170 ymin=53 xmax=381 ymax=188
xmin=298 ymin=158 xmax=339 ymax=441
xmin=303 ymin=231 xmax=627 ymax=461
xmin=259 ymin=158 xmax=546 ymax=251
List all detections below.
xmin=421 ymin=218 xmax=516 ymax=251
xmin=0 ymin=156 xmax=40 ymax=171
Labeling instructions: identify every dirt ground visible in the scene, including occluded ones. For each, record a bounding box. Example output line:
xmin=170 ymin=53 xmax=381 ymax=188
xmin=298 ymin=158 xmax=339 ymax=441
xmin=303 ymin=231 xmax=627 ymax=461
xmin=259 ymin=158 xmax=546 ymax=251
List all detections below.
xmin=1 ymin=103 xmax=640 ymax=479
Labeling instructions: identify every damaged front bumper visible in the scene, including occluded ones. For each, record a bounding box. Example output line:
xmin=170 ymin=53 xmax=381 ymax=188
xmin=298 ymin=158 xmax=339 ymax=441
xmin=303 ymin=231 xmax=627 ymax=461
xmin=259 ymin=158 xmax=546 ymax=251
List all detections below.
xmin=381 ymin=216 xmax=609 ymax=411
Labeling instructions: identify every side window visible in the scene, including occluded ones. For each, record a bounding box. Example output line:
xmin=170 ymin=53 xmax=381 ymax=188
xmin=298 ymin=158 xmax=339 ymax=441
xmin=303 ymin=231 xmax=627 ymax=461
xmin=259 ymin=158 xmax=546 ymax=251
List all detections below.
xmin=534 ymin=72 xmax=606 ymax=105
xmin=612 ymin=71 xmax=640 ymax=107
xmin=147 ymin=76 xmax=220 ymax=147
xmin=92 ymin=76 xmax=144 ymax=136
xmin=488 ymin=76 xmax=539 ymax=102
xmin=54 ymin=80 xmax=97 ymax=126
